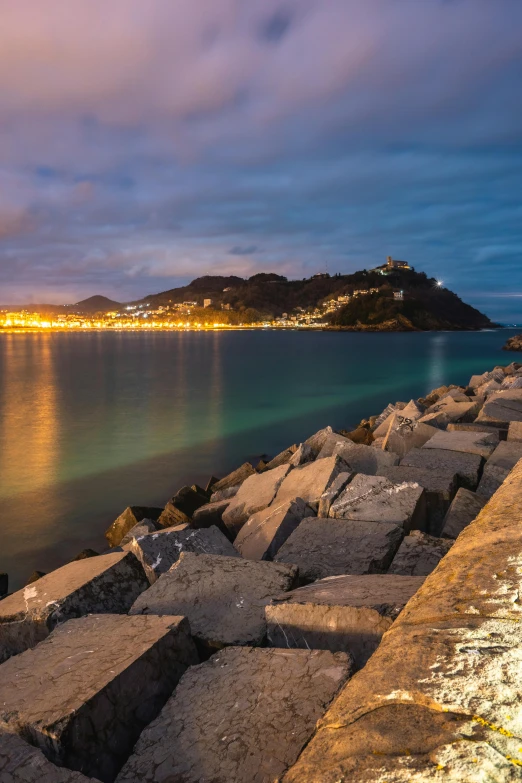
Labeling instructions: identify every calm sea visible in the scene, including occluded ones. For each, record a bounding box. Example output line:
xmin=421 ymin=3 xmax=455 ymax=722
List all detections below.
xmin=0 ymin=329 xmax=516 ymax=589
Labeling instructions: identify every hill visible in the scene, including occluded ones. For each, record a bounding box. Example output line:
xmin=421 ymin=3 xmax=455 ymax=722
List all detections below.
xmin=73 ymin=295 xmax=121 ymax=313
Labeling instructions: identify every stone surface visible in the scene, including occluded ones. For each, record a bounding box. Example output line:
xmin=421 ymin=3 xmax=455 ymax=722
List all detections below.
xmin=130 ymin=552 xmax=297 ymax=650
xmin=0 ymin=731 xmax=99 ymax=782
xmin=317 ymin=471 xmax=354 ymax=517
xmin=425 ymin=396 xmax=478 ymax=423
xmin=508 ymin=421 xmax=522 ymax=441
xmin=273 ymin=455 xmax=349 ymax=511
xmin=125 ymin=524 xmax=238 ymax=583
xmin=477 ymin=389 xmax=522 ymax=423
xmin=283 ymin=460 xmax=522 ymax=782
xmin=191 ymin=498 xmax=231 ymax=538
xmin=0 ymin=614 xmax=197 ymax=783
xmin=447 ymin=421 xmax=508 ymax=437
xmin=378 ymin=465 xmax=457 ymax=535
xmin=119 ymin=519 xmax=158 ymax=546
xmin=262 ymin=445 xmax=298 ymax=471
xmin=400 ymin=447 xmax=482 ymax=490
xmin=233 ymin=497 xmax=315 ymax=560
xmin=422 ymin=428 xmax=498 ymax=458
xmin=0 ymin=551 xmax=148 ymax=664
xmin=288 ymin=442 xmax=314 ymax=466
xmin=382 ymin=415 xmax=438 ymax=458
xmin=0 ymin=573 xmax=7 ymax=597
xmin=332 ymin=439 xmax=400 ymax=474
xmin=221 ymin=463 xmax=292 ymax=537
xmin=388 ymin=530 xmax=453 ymax=575
xmin=417 ymin=409 xmax=451 ymax=428
xmin=441 ymin=487 xmax=487 ymax=539
xmin=211 ymin=462 xmax=255 ymax=492
xmin=104 ymin=506 xmax=162 ymax=548
xmin=329 ymin=473 xmax=425 ymax=533
xmin=210 ymin=484 xmax=239 ymax=502
xmin=476 ymin=441 xmax=522 ymax=498
xmin=158 ymin=485 xmax=209 ymax=527
xmin=116 ymin=646 xmax=351 ymax=783
xmin=274 ymin=518 xmax=403 ymax=581
xmin=303 ymin=425 xmax=334 ymax=456
xmin=266 ymin=574 xmax=424 ymax=669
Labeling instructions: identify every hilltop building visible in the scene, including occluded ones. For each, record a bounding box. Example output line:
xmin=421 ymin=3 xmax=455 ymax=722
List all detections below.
xmin=203 ymin=299 xmax=212 ymax=308
xmin=373 ymin=256 xmax=411 ymax=275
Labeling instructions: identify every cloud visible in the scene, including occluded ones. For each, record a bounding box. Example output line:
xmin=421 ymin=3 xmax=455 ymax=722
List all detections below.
xmin=229 ymin=245 xmax=258 ymax=255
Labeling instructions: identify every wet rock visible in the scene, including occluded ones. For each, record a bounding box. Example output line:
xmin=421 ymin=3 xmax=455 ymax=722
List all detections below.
xmin=222 ymin=463 xmax=292 ymax=537
xmin=211 ymin=462 xmax=256 ymax=492
xmin=191 ymin=498 xmax=232 ymax=538
xmin=477 ymin=389 xmax=522 ymax=423
xmin=288 ymin=442 xmax=314 ymax=466
xmin=234 ymin=497 xmax=315 ymax=560
xmin=116 ymin=646 xmax=351 ymax=783
xmin=378 ymin=465 xmax=457 ymax=536
xmin=71 ymin=549 xmax=100 ymax=561
xmin=130 ymin=552 xmax=297 ymax=650
xmin=441 ymin=487 xmax=487 ymax=539
xmin=317 ymin=471 xmax=354 ymax=517
xmin=382 ymin=415 xmax=439 ymax=458
xmin=329 ymin=473 xmax=426 ymax=533
xmin=119 ymin=518 xmax=159 ymax=546
xmin=273 ymin=455 xmax=349 ymax=511
xmin=507 ymin=421 xmax=522 ymax=441
xmin=400 ymin=447 xmax=483 ymax=490
xmin=125 ymin=524 xmax=238 ymax=584
xmin=0 ymin=614 xmax=197 ymax=783
xmin=158 ymin=485 xmax=209 ymax=527
xmin=303 ymin=425 xmax=334 ymax=456
xmin=0 ymin=730 xmax=99 ymax=782
xmin=388 ymin=530 xmax=453 ymax=575
xmin=274 ymin=518 xmax=403 ymax=581
xmin=266 ymin=574 xmax=425 ymax=669
xmin=104 ymin=506 xmax=163 ymax=548
xmin=0 ymin=551 xmax=148 ymax=663
xmin=262 ymin=445 xmax=298 ymax=471
xmin=421 ymin=428 xmax=498 ymax=458
xmin=25 ymin=570 xmax=46 ymax=585
xmin=476 ymin=441 xmax=522 ymax=498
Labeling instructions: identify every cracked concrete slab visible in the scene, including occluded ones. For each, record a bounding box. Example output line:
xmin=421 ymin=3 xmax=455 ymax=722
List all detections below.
xmin=233 ymin=497 xmax=315 ymax=560
xmin=400 ymin=447 xmax=483 ymax=490
xmin=422 ymin=429 xmax=498 ymax=459
xmin=328 ymin=474 xmax=425 ymax=532
xmin=222 ymin=463 xmax=292 ymax=538
xmin=272 ymin=455 xmax=349 ymax=511
xmin=105 ymin=507 xmax=162 ymax=547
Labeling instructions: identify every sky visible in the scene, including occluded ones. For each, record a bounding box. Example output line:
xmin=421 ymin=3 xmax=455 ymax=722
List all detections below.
xmin=1 ymin=1 xmax=522 ymax=321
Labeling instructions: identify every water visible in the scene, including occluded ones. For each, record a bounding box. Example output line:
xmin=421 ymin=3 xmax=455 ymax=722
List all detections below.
xmin=0 ymin=328 xmax=516 ymax=590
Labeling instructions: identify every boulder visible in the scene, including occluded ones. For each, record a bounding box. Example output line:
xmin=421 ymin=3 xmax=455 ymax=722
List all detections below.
xmin=130 ymin=552 xmax=297 ymax=650
xmin=262 ymin=445 xmax=298 ymax=471
xmin=508 ymin=421 xmax=522 ymax=441
xmin=125 ymin=524 xmax=238 ymax=583
xmin=374 ymin=401 xmax=424 ymax=441
xmin=222 ymin=463 xmax=292 ymax=537
xmin=0 ymin=730 xmax=99 ymax=782
xmin=191 ymin=498 xmax=231 ymax=538
xmin=317 ymin=471 xmax=354 ymax=517
xmin=382 ymin=415 xmax=439 ymax=458
xmin=0 ymin=551 xmax=149 ymax=663
xmin=315 ymin=431 xmax=354 ymax=458
xmin=234 ymin=497 xmax=315 ymax=560
xmin=25 ymin=570 xmax=46 ymax=585
xmin=371 ymin=402 xmax=407 ymax=433
xmin=205 ymin=475 xmax=220 ymax=493
xmin=424 ymin=396 xmax=479 ymax=423
xmin=327 ymin=440 xmax=399 ymax=475
xmin=400 ymin=447 xmax=482 ymax=490
xmin=417 ymin=410 xmax=450 ymax=428
xmin=266 ymin=574 xmax=425 ymax=669
xmin=388 ymin=530 xmax=453 ymax=576
xmin=378 ymin=465 xmax=457 ymax=535
xmin=0 ymin=614 xmax=197 ymax=783
xmin=441 ymin=487 xmax=487 ymax=539
xmin=329 ymin=474 xmax=425 ymax=533
xmin=105 ymin=506 xmax=163 ymax=548
xmin=116 ymin=646 xmax=351 ymax=783
xmin=210 ymin=484 xmax=240 ymax=502
xmin=303 ymin=425 xmax=334 ymax=456
xmin=211 ymin=462 xmax=255 ymax=492
xmin=477 ymin=441 xmax=522 ymax=498
xmin=421 ymin=428 xmax=498 ymax=458
xmin=477 ymin=389 xmax=522 ymax=423
xmin=447 ymin=421 xmax=508 ymax=438
xmin=158 ymin=485 xmax=209 ymax=527
xmin=274 ymin=518 xmax=403 ymax=581
xmin=288 ymin=442 xmax=314 ymax=466
xmin=273 ymin=455 xmax=349 ymax=512
xmin=119 ymin=518 xmax=158 ymax=546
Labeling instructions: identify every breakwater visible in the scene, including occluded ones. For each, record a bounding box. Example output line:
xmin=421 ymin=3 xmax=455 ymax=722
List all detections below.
xmin=2 ymin=359 xmax=522 ymax=781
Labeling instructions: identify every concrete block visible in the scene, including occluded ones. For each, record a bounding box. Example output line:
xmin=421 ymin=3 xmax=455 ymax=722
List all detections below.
xmin=303 ymin=425 xmax=334 ymax=456
xmin=266 ymin=574 xmax=425 ymax=669
xmin=0 ymin=551 xmax=148 ymax=664
xmin=191 ymin=498 xmax=231 ymax=538
xmin=274 ymin=518 xmax=403 ymax=581
xmin=317 ymin=471 xmax=354 ymax=517
xmin=130 ymin=552 xmax=297 ymax=650
xmin=425 ymin=396 xmax=478 ymax=423
xmin=388 ymin=530 xmax=453 ymax=576
xmin=417 ymin=410 xmax=451 ymax=428
xmin=0 ymin=614 xmax=198 ymax=782
xmin=262 ymin=445 xmax=298 ymax=471
xmin=400 ymin=447 xmax=482 ymax=490
xmin=477 ymin=441 xmax=522 ymax=498
xmin=329 ymin=440 xmax=399 ymax=474
xmin=158 ymin=485 xmax=209 ymax=527
xmin=421 ymin=428 xmax=498 ymax=458
xmin=441 ymin=488 xmax=487 ymax=539
xmin=125 ymin=525 xmax=238 ymax=583
xmin=0 ymin=731 xmax=99 ymax=782
xmin=221 ymin=463 xmax=292 ymax=537
xmin=508 ymin=421 xmax=522 ymax=441
xmin=477 ymin=389 xmax=522 ymax=423
xmin=378 ymin=465 xmax=457 ymax=535
xmin=382 ymin=415 xmax=439 ymax=458
xmin=119 ymin=519 xmax=158 ymax=546
xmin=105 ymin=506 xmax=162 ymax=547
xmin=273 ymin=455 xmax=349 ymax=511
xmin=288 ymin=442 xmax=314 ymax=466
xmin=211 ymin=462 xmax=255 ymax=493
xmin=234 ymin=498 xmax=315 ymax=560
xmin=329 ymin=474 xmax=425 ymax=533
xmin=116 ymin=646 xmax=351 ymax=783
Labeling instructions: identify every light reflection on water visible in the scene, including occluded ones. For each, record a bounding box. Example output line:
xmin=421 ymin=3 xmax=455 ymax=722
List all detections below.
xmin=0 ymin=329 xmax=513 ymax=589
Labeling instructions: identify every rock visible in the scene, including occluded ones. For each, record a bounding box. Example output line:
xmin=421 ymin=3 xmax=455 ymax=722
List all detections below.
xmin=476 ymin=379 xmax=502 ymax=397
xmin=378 ymin=466 xmax=457 ymax=536
xmin=447 ymin=421 xmax=508 ymax=437
xmin=317 ymin=471 xmax=354 ymax=517
xmin=508 ymin=421 xmax=522 ymax=441
xmin=266 ymin=574 xmax=425 ymax=669
xmin=417 ymin=409 xmax=451 ymax=428
xmin=273 ymin=455 xmax=349 ymax=511
xmin=342 ymin=426 xmax=373 ymax=445
xmin=400 ymin=447 xmax=483 ymax=490
xmin=0 ymin=573 xmax=7 ymax=598
xmin=274 ymin=518 xmax=403 ymax=581
xmin=288 ymin=442 xmax=314 ymax=466
xmin=116 ymin=646 xmax=351 ymax=783
xmin=329 ymin=474 xmax=425 ymax=533
xmin=388 ymin=530 xmax=453 ymax=575
xmin=255 ymin=458 xmax=269 ymax=472
xmin=316 ymin=431 xmax=358 ymax=458
xmin=303 ymin=425 xmax=334 ymax=456
xmin=327 ymin=440 xmax=399 ymax=475
xmin=71 ymin=548 xmax=100 ymax=561
xmin=125 ymin=524 xmax=239 ymax=583
xmin=441 ymin=487 xmax=487 ymax=539
xmin=371 ymin=401 xmax=407 ymax=433
xmin=119 ymin=518 xmax=159 ymax=546
xmin=233 ymin=498 xmax=316 ymax=560
xmin=104 ymin=506 xmax=163 ymax=548
xmin=0 ymin=551 xmax=149 ymax=664
xmin=222 ymin=463 xmax=292 ymax=537
xmin=262 ymin=445 xmax=298 ymax=471
xmin=210 ymin=484 xmax=240 ymax=502
xmin=211 ymin=462 xmax=256 ymax=492
xmin=503 ymin=333 xmax=522 ymax=352
xmin=382 ymin=415 xmax=439 ymax=458
xmin=191 ymin=498 xmax=232 ymax=538
xmin=130 ymin=552 xmax=297 ymax=650
xmin=0 ymin=614 xmax=197 ymax=783
xmin=424 ymin=396 xmax=479 ymax=423
xmin=0 ymin=730 xmax=99 ymax=782
xmin=205 ymin=475 xmax=220 ymax=493
xmin=158 ymin=485 xmax=209 ymax=527
xmin=25 ymin=570 xmax=46 ymax=585
xmin=444 ymin=388 xmax=472 ymax=402
xmin=477 ymin=389 xmax=522 ymax=423
xmin=476 ymin=441 xmax=522 ymax=498
xmin=421 ymin=428 xmax=498 ymax=458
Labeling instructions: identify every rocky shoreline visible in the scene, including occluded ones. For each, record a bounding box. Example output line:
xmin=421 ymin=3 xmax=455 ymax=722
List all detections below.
xmin=504 ymin=333 xmax=522 ymax=351
xmin=2 ymin=362 xmax=522 ymax=780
